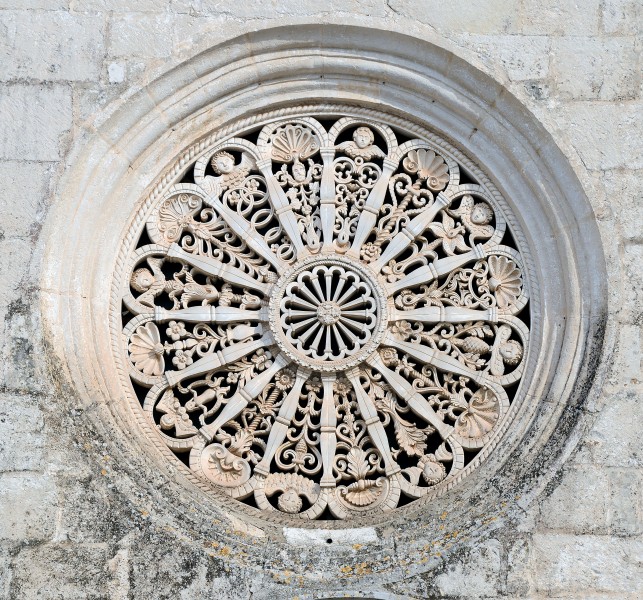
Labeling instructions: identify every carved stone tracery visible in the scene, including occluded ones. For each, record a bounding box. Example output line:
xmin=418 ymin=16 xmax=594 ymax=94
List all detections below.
xmin=119 ymin=110 xmax=530 ymax=521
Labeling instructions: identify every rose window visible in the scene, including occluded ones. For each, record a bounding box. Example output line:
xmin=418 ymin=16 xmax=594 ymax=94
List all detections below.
xmin=119 ymin=110 xmax=530 ymax=521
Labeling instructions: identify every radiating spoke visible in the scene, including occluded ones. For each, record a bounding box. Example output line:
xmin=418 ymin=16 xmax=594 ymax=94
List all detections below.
xmin=336 ymin=284 xmax=358 ymax=305
xmin=319 ymin=374 xmax=337 ymax=487
xmin=331 ymin=324 xmax=347 ymax=353
xmin=339 ymin=296 xmax=369 ymax=310
xmin=297 ymin=285 xmax=322 ymax=307
xmin=366 ymin=352 xmax=454 ymax=440
xmin=204 ymin=195 xmax=287 ymax=273
xmin=345 ymin=368 xmax=400 ymax=475
xmin=256 ymin=158 xmax=308 ymax=258
xmin=335 ymin=320 xmax=360 ymax=345
xmin=254 ymin=367 xmax=312 ymax=476
xmin=370 ymin=193 xmax=450 ymax=273
xmin=331 ymin=276 xmax=347 ymax=301
xmin=309 ymin=276 xmax=326 ymax=303
xmin=382 ymin=332 xmax=490 ymax=386
xmin=167 ymin=243 xmax=271 ymax=296
xmin=389 ymin=306 xmax=497 ymax=324
xmin=319 ymin=147 xmax=336 ymax=251
xmin=349 ymin=157 xmax=398 ymax=257
xmin=289 ymin=316 xmax=318 ymax=333
xmin=202 ymin=354 xmax=291 ymax=440
xmin=299 ymin=321 xmax=322 ymax=344
xmin=164 ymin=332 xmax=274 ymax=388
xmin=288 ymin=297 xmax=318 ymax=310
xmin=154 ymin=305 xmax=268 ymax=324
xmin=386 ymin=245 xmax=486 ymax=296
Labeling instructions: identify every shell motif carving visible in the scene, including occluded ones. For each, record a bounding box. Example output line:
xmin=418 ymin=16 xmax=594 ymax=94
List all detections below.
xmin=118 ymin=111 xmax=531 ymax=521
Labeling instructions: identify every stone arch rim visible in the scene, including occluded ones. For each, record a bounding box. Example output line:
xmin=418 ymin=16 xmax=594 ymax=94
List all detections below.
xmin=41 ymin=24 xmax=607 ymax=538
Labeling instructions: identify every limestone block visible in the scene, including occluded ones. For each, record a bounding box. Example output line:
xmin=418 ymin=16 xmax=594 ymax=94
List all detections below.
xmin=433 ymin=539 xmax=503 ymax=598
xmin=560 ymin=102 xmax=643 ymax=170
xmin=607 ymin=468 xmax=642 ymax=535
xmin=0 ymin=11 xmax=104 ymax=82
xmin=576 ymin=395 xmax=643 ymax=467
xmin=622 ymin=245 xmax=643 ymax=323
xmin=175 ymin=0 xmax=388 ymax=18
xmin=551 ymin=37 xmax=640 ymax=100
xmin=538 ymin=466 xmax=609 ymax=533
xmin=455 ymin=34 xmax=551 ymax=80
xmin=532 ymin=534 xmax=643 ymax=595
xmin=70 ymin=0 xmax=168 ymax=11
xmin=9 ymin=543 xmax=111 ymax=598
xmin=0 ymin=0 xmax=66 ymax=8
xmin=602 ymin=0 xmax=643 ymax=35
xmin=0 ymin=84 xmax=72 ymax=161
xmin=0 ymin=545 xmax=10 ymax=597
xmin=388 ymin=0 xmax=518 ymax=34
xmin=610 ymin=324 xmax=642 ymax=387
xmin=107 ymin=62 xmax=126 ymax=84
xmin=108 ymin=13 xmax=180 ymax=58
xmin=519 ymin=0 xmax=601 ymax=35
xmin=0 ymin=239 xmax=33 ymax=308
xmin=0 ymin=473 xmax=56 ymax=542
xmin=0 ymin=302 xmax=48 ymax=395
xmin=505 ymin=537 xmax=532 ymax=597
xmin=0 ymin=161 xmax=52 ymax=239
xmin=0 ymin=392 xmax=45 ymax=472
xmin=602 ymin=169 xmax=643 ymax=242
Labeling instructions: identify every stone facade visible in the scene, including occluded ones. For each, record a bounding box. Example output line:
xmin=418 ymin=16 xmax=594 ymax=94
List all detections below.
xmin=0 ymin=2 xmax=641 ymax=599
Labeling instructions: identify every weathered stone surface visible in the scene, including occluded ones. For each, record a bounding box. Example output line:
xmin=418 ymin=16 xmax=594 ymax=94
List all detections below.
xmin=576 ymin=395 xmax=643 ymax=467
xmin=607 ymin=468 xmax=642 ymax=535
xmin=388 ymin=0 xmax=518 ymax=34
xmin=108 ymin=13 xmax=179 ymax=58
xmin=602 ymin=0 xmax=643 ymax=35
xmin=0 ymin=473 xmax=56 ymax=542
xmin=0 ymin=84 xmax=72 ymax=161
xmin=455 ymin=34 xmax=551 ymax=80
xmin=9 ymin=543 xmax=111 ymax=599
xmin=433 ymin=539 xmax=503 ymax=598
xmin=532 ymin=534 xmax=643 ymax=595
xmin=0 ymin=11 xmax=104 ymax=82
xmin=603 ymin=169 xmax=643 ymax=242
xmin=559 ymin=102 xmax=643 ymax=170
xmin=622 ymin=244 xmax=643 ymax=322
xmin=519 ymin=0 xmax=601 ymax=35
xmin=538 ymin=466 xmax=609 ymax=533
xmin=0 ymin=392 xmax=45 ymax=472
xmin=551 ymin=36 xmax=640 ymax=100
xmin=0 ymin=161 xmax=52 ymax=239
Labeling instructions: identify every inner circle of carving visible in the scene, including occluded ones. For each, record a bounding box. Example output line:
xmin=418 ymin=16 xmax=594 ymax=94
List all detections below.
xmin=270 ymin=255 xmax=386 ymax=370
xmin=117 ymin=108 xmax=531 ymax=522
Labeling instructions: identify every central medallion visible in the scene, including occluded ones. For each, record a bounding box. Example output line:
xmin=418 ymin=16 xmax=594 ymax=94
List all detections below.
xmin=316 ymin=301 xmax=341 ymax=326
xmin=269 ymin=255 xmax=388 ymax=371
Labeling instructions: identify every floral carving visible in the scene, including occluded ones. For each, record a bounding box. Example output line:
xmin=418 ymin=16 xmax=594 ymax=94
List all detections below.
xmin=119 ymin=111 xmax=530 ymax=521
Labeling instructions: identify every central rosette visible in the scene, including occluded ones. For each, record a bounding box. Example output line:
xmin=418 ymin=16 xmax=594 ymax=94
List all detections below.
xmin=269 ymin=255 xmax=387 ymax=370
xmin=316 ymin=301 xmax=342 ymax=325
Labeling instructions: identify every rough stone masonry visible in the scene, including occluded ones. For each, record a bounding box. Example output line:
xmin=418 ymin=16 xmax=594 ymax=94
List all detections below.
xmin=0 ymin=1 xmax=641 ymax=599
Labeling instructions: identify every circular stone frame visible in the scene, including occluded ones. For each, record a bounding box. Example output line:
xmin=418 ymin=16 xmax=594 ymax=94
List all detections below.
xmin=41 ymin=24 xmax=606 ymax=579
